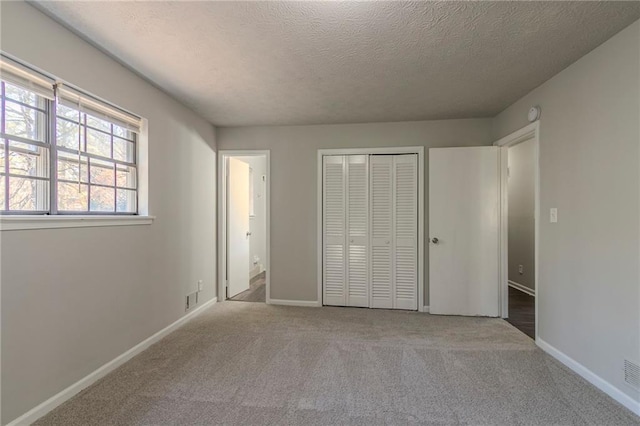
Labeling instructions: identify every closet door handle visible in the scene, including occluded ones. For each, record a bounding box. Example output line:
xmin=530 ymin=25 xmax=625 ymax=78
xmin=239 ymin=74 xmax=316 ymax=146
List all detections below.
xmin=431 ymin=237 xmax=439 ymax=244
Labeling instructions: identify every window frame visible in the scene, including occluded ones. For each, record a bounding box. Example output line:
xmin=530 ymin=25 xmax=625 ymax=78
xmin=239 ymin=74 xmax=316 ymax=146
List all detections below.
xmin=0 ymin=81 xmax=141 ymax=217
xmin=1 ymin=80 xmax=52 ymax=214
xmin=53 ymin=102 xmax=139 ymax=215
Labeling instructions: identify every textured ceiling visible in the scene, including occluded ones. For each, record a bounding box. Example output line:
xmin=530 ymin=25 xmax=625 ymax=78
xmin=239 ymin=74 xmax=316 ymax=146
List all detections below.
xmin=34 ymin=1 xmax=640 ymax=127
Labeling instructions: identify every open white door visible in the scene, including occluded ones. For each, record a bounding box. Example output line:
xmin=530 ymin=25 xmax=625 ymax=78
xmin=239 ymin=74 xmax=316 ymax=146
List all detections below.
xmin=429 ymin=147 xmax=500 ymax=316
xmin=227 ymin=158 xmax=251 ymax=299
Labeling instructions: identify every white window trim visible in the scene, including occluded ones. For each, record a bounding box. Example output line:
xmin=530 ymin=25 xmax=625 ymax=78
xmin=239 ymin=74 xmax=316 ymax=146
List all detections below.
xmin=0 ymin=214 xmax=154 ymax=231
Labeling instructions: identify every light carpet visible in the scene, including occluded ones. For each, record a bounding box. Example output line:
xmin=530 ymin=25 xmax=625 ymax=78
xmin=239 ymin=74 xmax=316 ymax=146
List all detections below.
xmin=36 ymin=302 xmax=639 ymax=425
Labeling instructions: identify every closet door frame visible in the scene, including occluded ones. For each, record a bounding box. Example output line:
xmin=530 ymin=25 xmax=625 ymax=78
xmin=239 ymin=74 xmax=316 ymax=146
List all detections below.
xmin=317 ymin=147 xmax=425 ymax=312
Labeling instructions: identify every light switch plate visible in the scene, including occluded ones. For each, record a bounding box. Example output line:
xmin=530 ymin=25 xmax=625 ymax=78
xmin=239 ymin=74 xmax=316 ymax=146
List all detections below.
xmin=550 ymin=208 xmax=558 ymax=223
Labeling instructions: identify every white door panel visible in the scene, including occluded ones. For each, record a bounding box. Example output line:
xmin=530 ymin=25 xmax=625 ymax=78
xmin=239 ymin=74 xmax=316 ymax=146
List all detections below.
xmin=429 ymin=147 xmax=500 ymax=316
xmin=370 ymin=155 xmax=394 ymax=309
xmin=393 ymin=155 xmax=418 ymax=310
xmin=227 ymin=158 xmax=251 ymax=299
xmin=346 ymin=155 xmax=369 ymax=307
xmin=323 ymin=155 xmax=346 ymax=306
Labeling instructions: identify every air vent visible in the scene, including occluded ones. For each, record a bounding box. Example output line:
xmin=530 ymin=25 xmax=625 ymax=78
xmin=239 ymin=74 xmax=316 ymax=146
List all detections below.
xmin=185 ymin=291 xmax=199 ymax=312
xmin=624 ymin=359 xmax=640 ymax=389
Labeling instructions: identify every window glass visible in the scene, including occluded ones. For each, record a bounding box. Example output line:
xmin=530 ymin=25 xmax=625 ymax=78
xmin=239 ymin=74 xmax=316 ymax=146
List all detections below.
xmin=56 ymin=107 xmax=138 ymax=214
xmin=90 ymin=186 xmax=115 ymax=212
xmin=8 ymin=177 xmax=49 ymax=211
xmin=1 ymin=81 xmax=50 ymax=212
xmin=57 ymin=182 xmax=88 ymax=211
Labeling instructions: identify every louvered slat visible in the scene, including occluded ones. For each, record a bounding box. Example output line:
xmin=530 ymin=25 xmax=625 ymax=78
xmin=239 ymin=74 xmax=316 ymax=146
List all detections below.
xmin=348 ymin=159 xmax=367 ymax=238
xmin=346 ymin=156 xmax=369 ymax=307
xmin=395 ymin=247 xmax=416 ymax=297
xmin=370 ymin=156 xmax=393 ymax=309
xmin=371 ymin=246 xmax=392 ymax=296
xmin=395 ymin=163 xmax=416 ymax=239
xmin=371 ymin=159 xmax=392 ymax=239
xmin=394 ymin=155 xmax=418 ymax=310
xmin=348 ymin=245 xmax=368 ymax=296
xmin=323 ymin=156 xmax=346 ymax=306
xmin=324 ymin=245 xmax=344 ymax=297
xmin=324 ymin=163 xmax=345 ymax=237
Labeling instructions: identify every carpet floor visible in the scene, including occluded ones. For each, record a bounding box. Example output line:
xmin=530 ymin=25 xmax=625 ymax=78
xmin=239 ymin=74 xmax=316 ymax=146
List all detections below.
xmin=36 ymin=303 xmax=639 ymax=425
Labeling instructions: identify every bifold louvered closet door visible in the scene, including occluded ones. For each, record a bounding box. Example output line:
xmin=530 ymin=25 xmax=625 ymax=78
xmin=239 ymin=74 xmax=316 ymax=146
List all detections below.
xmin=322 ymin=155 xmax=370 ymax=307
xmin=322 ymin=154 xmax=417 ymax=310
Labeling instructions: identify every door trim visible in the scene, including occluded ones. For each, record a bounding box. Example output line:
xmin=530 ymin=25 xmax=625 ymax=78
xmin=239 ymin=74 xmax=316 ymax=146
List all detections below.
xmin=218 ymin=150 xmax=271 ymax=303
xmin=494 ymin=121 xmax=540 ymax=342
xmin=316 ymin=147 xmax=425 ymax=311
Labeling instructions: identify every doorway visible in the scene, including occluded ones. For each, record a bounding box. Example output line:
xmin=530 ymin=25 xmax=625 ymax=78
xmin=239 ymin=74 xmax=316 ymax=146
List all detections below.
xmin=496 ymin=123 xmax=540 ymax=340
xmin=219 ymin=151 xmax=270 ymax=303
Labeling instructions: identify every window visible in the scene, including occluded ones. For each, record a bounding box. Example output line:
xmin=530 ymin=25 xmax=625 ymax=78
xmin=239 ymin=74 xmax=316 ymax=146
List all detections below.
xmin=0 ymin=54 xmax=143 ymax=215
xmin=55 ymin=102 xmax=137 ymax=213
xmin=1 ymin=81 xmax=50 ymax=212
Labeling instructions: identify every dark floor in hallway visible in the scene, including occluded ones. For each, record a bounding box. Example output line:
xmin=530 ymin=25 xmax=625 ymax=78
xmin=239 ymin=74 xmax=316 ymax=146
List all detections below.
xmin=505 ymin=286 xmax=535 ymax=339
xmin=229 ymin=271 xmax=266 ymax=302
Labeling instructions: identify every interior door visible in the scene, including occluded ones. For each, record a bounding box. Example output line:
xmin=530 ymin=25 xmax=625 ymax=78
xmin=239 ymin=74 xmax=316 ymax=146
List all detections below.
xmin=346 ymin=155 xmax=369 ymax=307
xmin=227 ymin=157 xmax=251 ymax=299
xmin=323 ymin=155 xmax=346 ymax=306
xmin=429 ymin=147 xmax=500 ymax=316
xmin=370 ymin=155 xmax=394 ymax=308
xmin=393 ymin=154 xmax=418 ymax=310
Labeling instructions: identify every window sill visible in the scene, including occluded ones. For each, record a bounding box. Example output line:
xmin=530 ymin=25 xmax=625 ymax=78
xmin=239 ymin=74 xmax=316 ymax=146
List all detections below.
xmin=0 ymin=215 xmax=155 ymax=231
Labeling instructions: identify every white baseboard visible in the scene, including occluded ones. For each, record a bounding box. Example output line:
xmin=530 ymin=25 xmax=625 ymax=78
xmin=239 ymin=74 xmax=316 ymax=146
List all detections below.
xmin=508 ymin=280 xmax=535 ymax=297
xmin=537 ymin=338 xmax=640 ymax=417
xmin=268 ymin=300 xmax=426 ymax=311
xmin=267 ymin=298 xmax=321 ymax=307
xmin=7 ymin=297 xmax=218 ymax=426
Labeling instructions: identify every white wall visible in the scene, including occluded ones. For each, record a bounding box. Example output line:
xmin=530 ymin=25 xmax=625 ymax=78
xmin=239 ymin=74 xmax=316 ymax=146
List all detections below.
xmin=217 ymin=119 xmax=494 ymax=303
xmin=494 ymin=21 xmax=639 ymax=405
xmin=508 ymin=139 xmax=536 ymax=290
xmin=0 ymin=2 xmax=217 ymax=423
xmin=237 ymin=156 xmax=267 ymax=277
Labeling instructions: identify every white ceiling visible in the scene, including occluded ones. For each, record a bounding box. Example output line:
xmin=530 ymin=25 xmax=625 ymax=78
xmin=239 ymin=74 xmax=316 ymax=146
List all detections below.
xmin=35 ymin=1 xmax=640 ymax=127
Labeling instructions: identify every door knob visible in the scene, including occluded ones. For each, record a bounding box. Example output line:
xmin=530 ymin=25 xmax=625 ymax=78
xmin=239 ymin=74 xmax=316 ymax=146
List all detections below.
xmin=246 ymin=231 xmax=252 ymax=237
xmin=431 ymin=237 xmax=439 ymax=244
